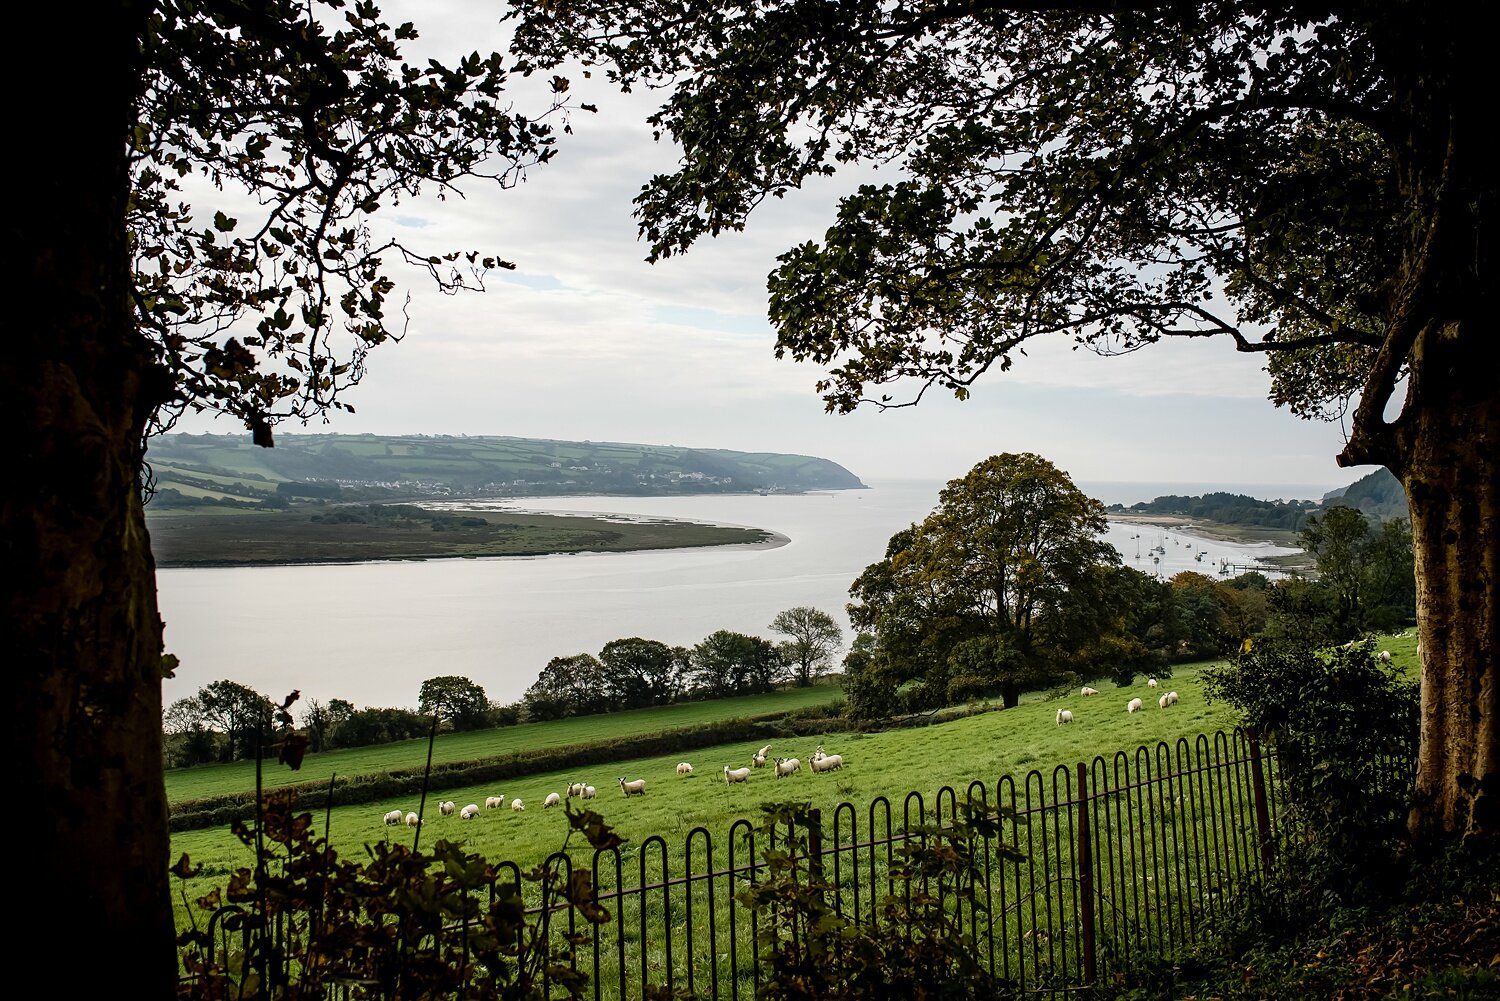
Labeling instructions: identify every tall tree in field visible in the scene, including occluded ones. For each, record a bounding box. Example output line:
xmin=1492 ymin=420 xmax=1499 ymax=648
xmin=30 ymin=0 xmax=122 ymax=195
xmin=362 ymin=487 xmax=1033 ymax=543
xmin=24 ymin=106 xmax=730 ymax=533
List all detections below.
xmin=7 ymin=0 xmax=566 ymax=985
xmin=849 ymin=454 xmax=1117 ymax=709
xmin=509 ymin=3 xmax=1496 ymax=843
xmin=417 ymin=675 xmax=492 ymax=732
xmin=769 ymin=607 xmax=843 ymax=687
xmin=599 ymin=637 xmax=684 ymax=708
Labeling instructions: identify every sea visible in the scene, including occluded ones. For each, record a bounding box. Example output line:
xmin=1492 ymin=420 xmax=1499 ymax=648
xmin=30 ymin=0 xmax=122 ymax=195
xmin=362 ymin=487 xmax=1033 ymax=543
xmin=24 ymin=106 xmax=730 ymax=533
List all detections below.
xmin=155 ymin=478 xmax=1321 ymax=712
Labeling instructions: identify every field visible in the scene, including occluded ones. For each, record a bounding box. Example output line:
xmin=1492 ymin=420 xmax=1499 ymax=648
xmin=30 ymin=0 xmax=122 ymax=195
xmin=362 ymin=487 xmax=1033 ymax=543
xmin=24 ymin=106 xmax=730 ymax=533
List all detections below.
xmin=168 ymin=661 xmax=1268 ymax=925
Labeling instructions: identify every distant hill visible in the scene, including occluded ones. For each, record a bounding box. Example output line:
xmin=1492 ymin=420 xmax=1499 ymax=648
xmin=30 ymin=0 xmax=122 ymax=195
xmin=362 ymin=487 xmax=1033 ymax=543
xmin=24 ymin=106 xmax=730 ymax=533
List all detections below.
xmin=1328 ymin=467 xmax=1408 ymax=521
xmin=144 ymin=433 xmax=866 ymax=507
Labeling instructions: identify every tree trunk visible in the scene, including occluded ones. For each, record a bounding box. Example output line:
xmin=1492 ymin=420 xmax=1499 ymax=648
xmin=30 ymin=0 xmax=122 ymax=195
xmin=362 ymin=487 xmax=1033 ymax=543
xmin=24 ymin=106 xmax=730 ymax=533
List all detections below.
xmin=1400 ymin=374 xmax=1499 ymax=844
xmin=3 ymin=3 xmax=176 ymax=989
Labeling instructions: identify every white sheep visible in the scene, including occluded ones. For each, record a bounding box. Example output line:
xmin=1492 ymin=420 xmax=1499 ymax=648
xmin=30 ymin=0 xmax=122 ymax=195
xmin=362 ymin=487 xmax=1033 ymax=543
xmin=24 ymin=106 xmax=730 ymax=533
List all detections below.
xmin=404 ymin=811 xmax=420 ymax=827
xmin=1147 ymin=677 xmax=1159 ymax=689
xmin=544 ymin=792 xmax=562 ymax=809
xmin=1127 ymin=697 xmax=1144 ymax=714
xmin=383 ymin=809 xmax=403 ymax=826
xmin=619 ymin=777 xmax=647 ymax=796
xmin=676 ymin=762 xmax=694 ymax=776
xmin=757 ymin=744 xmax=773 ymax=759
xmin=1056 ymin=709 xmax=1074 ymax=724
xmin=566 ymin=781 xmax=588 ymax=798
xmin=1167 ymin=691 xmax=1180 ymax=705
xmin=582 ymin=785 xmax=597 ymax=799
xmin=460 ymin=803 xmax=480 ymax=820
xmin=809 ymin=753 xmax=843 ymax=773
xmin=438 ymin=800 xmax=456 ymax=816
xmin=1159 ymin=694 xmax=1171 ymax=709
xmin=1378 ymin=650 xmax=1392 ymax=662
xmin=774 ymin=757 xmax=801 ymax=778
xmin=1080 ymin=686 xmax=1099 ymax=696
xmin=511 ymin=798 xmax=525 ymax=812
xmin=485 ymin=796 xmax=504 ymax=810
xmin=751 ymin=751 xmax=768 ymax=768
xmin=724 ymin=765 xmax=751 ymax=784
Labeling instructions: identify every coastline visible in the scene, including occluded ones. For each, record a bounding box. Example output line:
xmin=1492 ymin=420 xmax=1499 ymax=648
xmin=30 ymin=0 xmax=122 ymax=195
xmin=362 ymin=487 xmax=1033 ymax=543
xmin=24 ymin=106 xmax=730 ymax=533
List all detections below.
xmin=1107 ymin=512 xmax=1301 ymax=548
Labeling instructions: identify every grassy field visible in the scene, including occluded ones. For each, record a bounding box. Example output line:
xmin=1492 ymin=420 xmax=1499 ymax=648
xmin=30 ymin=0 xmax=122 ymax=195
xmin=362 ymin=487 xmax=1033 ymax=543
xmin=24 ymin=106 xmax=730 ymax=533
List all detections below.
xmin=166 ymin=685 xmax=845 ymax=804
xmin=168 ymin=663 xmax=1250 ymax=923
xmin=148 ymin=506 xmax=774 ymax=567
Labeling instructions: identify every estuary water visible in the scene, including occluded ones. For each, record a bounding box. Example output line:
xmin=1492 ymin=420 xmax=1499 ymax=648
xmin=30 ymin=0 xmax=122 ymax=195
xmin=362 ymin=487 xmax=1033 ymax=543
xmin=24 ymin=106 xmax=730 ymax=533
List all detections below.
xmin=155 ymin=479 xmax=1308 ymax=712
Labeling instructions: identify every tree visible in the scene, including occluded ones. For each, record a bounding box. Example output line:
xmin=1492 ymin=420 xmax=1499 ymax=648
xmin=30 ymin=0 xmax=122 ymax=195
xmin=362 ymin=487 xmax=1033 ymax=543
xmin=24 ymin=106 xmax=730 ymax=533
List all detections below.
xmin=195 ymin=679 xmax=275 ymax=762
xmin=418 ymin=675 xmax=491 ymax=731
xmin=769 ymin=607 xmax=843 ymax=687
xmin=1299 ymin=505 xmax=1416 ymax=639
xmin=522 ymin=654 xmax=610 ymax=720
xmin=687 ymin=630 xmax=785 ymax=698
xmin=509 ymin=2 xmax=1496 ymax=841
xmin=598 ymin=637 xmax=684 ymax=708
xmin=849 ymin=454 xmax=1118 ymax=709
xmin=8 ymin=1 xmax=568 ymax=982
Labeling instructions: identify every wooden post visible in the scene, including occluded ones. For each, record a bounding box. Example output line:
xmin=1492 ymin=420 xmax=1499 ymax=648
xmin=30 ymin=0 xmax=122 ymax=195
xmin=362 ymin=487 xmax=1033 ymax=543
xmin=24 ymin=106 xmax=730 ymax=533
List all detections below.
xmin=1076 ymin=762 xmax=1096 ymax=991
xmin=1246 ymin=727 xmax=1276 ymax=878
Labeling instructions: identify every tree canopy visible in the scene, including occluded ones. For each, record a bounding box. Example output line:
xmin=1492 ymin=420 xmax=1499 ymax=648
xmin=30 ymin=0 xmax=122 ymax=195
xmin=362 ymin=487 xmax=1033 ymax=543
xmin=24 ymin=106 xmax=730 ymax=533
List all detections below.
xmin=508 ymin=0 xmax=1496 ymax=842
xmin=769 ymin=606 xmax=843 ymax=687
xmin=417 ymin=675 xmax=492 ymax=731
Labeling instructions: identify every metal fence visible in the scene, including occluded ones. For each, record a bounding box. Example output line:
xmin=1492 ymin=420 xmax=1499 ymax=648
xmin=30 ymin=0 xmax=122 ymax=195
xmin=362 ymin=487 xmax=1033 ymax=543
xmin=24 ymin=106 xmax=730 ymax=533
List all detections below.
xmin=494 ymin=727 xmax=1287 ymax=999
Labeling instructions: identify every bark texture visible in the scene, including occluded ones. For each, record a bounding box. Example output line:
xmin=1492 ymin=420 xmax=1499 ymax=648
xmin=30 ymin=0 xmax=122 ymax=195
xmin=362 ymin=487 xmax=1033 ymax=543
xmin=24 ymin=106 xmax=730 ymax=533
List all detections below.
xmin=3 ymin=3 xmax=176 ymax=988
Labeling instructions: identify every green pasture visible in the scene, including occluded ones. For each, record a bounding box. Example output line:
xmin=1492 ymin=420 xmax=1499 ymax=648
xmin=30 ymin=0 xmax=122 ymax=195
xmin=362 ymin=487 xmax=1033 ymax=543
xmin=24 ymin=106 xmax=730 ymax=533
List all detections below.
xmin=166 ymin=685 xmax=845 ymax=804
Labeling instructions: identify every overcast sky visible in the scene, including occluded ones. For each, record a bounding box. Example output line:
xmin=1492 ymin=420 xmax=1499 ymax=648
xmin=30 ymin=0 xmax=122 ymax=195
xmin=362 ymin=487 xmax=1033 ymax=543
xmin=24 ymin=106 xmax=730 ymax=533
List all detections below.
xmin=169 ymin=2 xmax=1370 ymax=497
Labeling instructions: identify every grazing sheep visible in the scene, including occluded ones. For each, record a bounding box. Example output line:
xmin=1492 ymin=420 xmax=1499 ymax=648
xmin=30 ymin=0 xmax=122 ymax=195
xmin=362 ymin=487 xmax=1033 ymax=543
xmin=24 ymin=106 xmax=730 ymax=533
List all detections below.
xmin=1056 ymin=709 xmax=1074 ymax=724
xmin=774 ymin=757 xmax=801 ymax=778
xmin=1167 ymin=691 xmax=1180 ymax=705
xmin=809 ymin=753 xmax=843 ymax=773
xmin=460 ymin=803 xmax=480 ymax=820
xmin=511 ymin=798 xmax=525 ymax=812
xmin=619 ymin=777 xmax=647 ymax=797
xmin=405 ymin=812 xmax=420 ymax=827
xmin=566 ymin=782 xmax=588 ymax=798
xmin=724 ymin=765 xmax=752 ymax=784
xmin=485 ymin=796 xmax=504 ymax=810
xmin=383 ymin=809 xmax=403 ymax=826
xmin=1378 ymin=650 xmax=1392 ymax=663
xmin=1127 ymin=698 xmax=1144 ymax=714
xmin=544 ymin=792 xmax=562 ymax=809
xmin=1147 ymin=677 xmax=1159 ymax=689
xmin=438 ymin=800 xmax=456 ymax=816
xmin=1080 ymin=686 xmax=1099 ymax=696
xmin=582 ymin=785 xmax=597 ymax=800
xmin=751 ymin=751 xmax=768 ymax=768
xmin=1159 ymin=694 xmax=1171 ymax=709
xmin=676 ymin=762 xmax=694 ymax=776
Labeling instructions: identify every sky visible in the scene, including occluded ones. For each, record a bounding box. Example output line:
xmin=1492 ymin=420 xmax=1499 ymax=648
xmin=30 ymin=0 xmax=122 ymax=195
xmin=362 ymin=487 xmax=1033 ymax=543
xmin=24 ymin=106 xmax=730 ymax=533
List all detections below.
xmin=168 ymin=2 xmax=1370 ymax=497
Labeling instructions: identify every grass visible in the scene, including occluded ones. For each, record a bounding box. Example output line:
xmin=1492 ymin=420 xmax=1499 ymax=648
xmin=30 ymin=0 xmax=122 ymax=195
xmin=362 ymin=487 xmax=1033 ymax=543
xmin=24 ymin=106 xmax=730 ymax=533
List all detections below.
xmin=166 ymin=685 xmax=845 ymax=803
xmin=169 ymin=661 xmax=1244 ymax=927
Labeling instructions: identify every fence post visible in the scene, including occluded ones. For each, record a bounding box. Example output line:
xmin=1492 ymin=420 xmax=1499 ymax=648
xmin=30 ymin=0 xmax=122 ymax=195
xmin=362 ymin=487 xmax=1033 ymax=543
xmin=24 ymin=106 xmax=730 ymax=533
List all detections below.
xmin=1246 ymin=727 xmax=1275 ymax=878
xmin=1075 ymin=762 xmax=1096 ymax=991
xmin=807 ymin=807 xmax=824 ymax=889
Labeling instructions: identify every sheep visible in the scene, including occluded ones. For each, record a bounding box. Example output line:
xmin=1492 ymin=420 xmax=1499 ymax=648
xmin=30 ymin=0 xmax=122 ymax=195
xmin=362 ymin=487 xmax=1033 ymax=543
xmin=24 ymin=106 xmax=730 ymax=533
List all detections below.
xmin=751 ymin=751 xmax=768 ymax=769
xmin=811 ymin=745 xmax=826 ymax=760
xmin=460 ymin=803 xmax=480 ymax=820
xmin=485 ymin=796 xmax=504 ymax=810
xmin=1147 ymin=677 xmax=1159 ymax=688
xmin=582 ymin=785 xmax=597 ymax=800
xmin=383 ymin=809 xmax=403 ymax=826
xmin=757 ymin=744 xmax=773 ymax=759
xmin=405 ymin=812 xmax=420 ymax=827
xmin=1080 ymin=686 xmax=1099 ymax=696
xmin=774 ymin=757 xmax=801 ymax=778
xmin=1056 ymin=709 xmax=1074 ymax=724
xmin=1159 ymin=694 xmax=1171 ymax=709
xmin=676 ymin=762 xmax=694 ymax=776
xmin=566 ymin=781 xmax=588 ymax=798
xmin=809 ymin=753 xmax=843 ymax=773
xmin=724 ymin=765 xmax=752 ymax=784
xmin=544 ymin=792 xmax=562 ymax=809
xmin=438 ymin=800 xmax=456 ymax=817
xmin=1167 ymin=691 xmax=1180 ymax=705
xmin=1127 ymin=697 xmax=1143 ymax=714
xmin=1378 ymin=650 xmax=1392 ymax=663
xmin=511 ymin=798 xmax=525 ymax=812
xmin=619 ymin=777 xmax=647 ymax=797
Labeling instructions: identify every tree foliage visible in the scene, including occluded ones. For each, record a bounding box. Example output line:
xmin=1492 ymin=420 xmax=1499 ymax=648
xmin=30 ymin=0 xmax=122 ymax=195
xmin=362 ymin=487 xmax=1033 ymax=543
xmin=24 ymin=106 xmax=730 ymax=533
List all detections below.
xmin=688 ymin=630 xmax=786 ymax=698
xmin=598 ymin=637 xmax=684 ymax=708
xmin=418 ymin=674 xmax=492 ymax=731
xmin=1297 ymin=505 xmax=1415 ymax=639
xmin=770 ymin=606 xmax=843 ymax=687
xmin=849 ymin=453 xmax=1118 ymax=709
